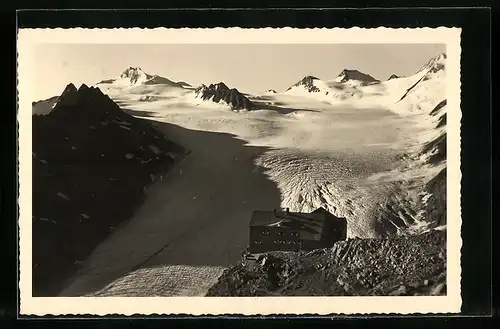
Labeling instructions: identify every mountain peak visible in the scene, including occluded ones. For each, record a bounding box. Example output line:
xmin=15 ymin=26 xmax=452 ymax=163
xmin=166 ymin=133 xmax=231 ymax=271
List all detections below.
xmin=119 ymin=67 xmax=151 ymax=84
xmin=286 ymin=76 xmax=321 ymax=93
xmin=53 ymin=83 xmax=79 ymax=108
xmin=212 ymin=82 xmax=229 ymax=90
xmin=195 ymin=82 xmax=254 ymax=110
xmin=121 ymin=66 xmax=145 ymax=75
xmin=95 ymin=67 xmax=184 ymax=87
xmin=63 ymin=83 xmax=77 ymax=93
xmin=78 ymin=83 xmax=90 ymax=91
xmin=418 ymin=53 xmax=446 ymax=74
xmin=51 ymin=82 xmax=112 ymax=115
xmin=335 ymin=69 xmax=379 ymax=83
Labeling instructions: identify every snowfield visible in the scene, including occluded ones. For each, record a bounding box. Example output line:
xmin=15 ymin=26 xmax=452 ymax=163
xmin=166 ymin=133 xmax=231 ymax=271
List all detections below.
xmin=56 ymin=56 xmax=447 ymax=297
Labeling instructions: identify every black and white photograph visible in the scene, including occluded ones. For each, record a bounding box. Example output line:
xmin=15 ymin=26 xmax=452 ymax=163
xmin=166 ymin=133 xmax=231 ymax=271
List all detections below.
xmin=18 ymin=28 xmax=462 ymax=315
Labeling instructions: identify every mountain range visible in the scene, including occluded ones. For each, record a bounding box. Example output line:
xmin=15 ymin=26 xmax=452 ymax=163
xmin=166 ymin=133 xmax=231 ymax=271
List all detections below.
xmin=35 ymin=53 xmax=446 ymax=114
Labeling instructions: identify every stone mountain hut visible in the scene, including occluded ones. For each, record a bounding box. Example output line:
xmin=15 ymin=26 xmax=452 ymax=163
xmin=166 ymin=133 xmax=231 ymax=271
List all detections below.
xmin=248 ymin=207 xmax=347 ymax=253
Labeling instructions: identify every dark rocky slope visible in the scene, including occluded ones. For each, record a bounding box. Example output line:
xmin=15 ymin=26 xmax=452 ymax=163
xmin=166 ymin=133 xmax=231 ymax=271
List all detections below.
xmin=207 ymin=230 xmax=446 ymax=296
xmin=32 ymin=83 xmax=185 ymax=296
xmin=195 ymin=82 xmax=255 ymax=110
xmin=336 ymin=69 xmax=380 ymax=83
xmin=424 ymin=168 xmax=447 ymax=227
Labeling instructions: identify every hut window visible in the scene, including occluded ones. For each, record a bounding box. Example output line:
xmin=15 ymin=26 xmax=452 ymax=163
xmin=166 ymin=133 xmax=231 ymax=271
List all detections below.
xmin=262 ymin=230 xmax=270 ymax=235
xmin=278 ymin=231 xmax=284 ymax=236
xmin=291 ymin=232 xmax=299 ymax=237
xmin=254 ymin=240 xmax=262 ymax=244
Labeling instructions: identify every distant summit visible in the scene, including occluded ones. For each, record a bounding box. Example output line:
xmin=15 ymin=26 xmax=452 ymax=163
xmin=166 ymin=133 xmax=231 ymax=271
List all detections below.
xmin=266 ymin=89 xmax=277 ymax=94
xmin=120 ymin=67 xmax=149 ymax=84
xmin=388 ymin=74 xmax=401 ymax=80
xmin=98 ymin=67 xmax=183 ymax=87
xmin=176 ymin=81 xmax=192 ymax=87
xmin=335 ymin=69 xmax=379 ymax=83
xmin=417 ymin=53 xmax=446 ymax=75
xmin=286 ymin=76 xmax=321 ymax=93
xmin=195 ymin=82 xmax=255 ymax=110
xmin=53 ymin=83 xmax=78 ymax=108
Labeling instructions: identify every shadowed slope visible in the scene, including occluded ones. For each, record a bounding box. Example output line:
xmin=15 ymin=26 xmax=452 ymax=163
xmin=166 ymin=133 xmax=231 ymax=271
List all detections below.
xmin=32 ymin=84 xmax=184 ymax=296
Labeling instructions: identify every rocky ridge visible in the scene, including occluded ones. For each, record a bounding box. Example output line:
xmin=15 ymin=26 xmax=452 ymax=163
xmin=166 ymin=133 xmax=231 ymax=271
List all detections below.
xmin=32 ymin=83 xmax=185 ymax=296
xmin=195 ymin=82 xmax=255 ymax=110
xmin=286 ymin=76 xmax=321 ymax=93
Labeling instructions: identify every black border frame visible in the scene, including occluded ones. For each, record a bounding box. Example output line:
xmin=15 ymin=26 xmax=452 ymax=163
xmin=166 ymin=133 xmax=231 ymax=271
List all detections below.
xmin=1 ymin=5 xmax=493 ymax=323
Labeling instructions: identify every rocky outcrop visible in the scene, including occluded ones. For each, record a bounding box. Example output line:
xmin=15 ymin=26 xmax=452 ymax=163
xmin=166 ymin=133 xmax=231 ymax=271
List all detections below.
xmin=286 ymin=76 xmax=321 ymax=93
xmin=206 ymin=230 xmax=446 ymax=296
xmin=195 ymin=82 xmax=255 ymax=110
xmin=430 ymin=99 xmax=447 ymax=116
xmin=424 ymin=168 xmax=447 ymax=227
xmin=421 ymin=132 xmax=446 ymax=165
xmin=419 ymin=53 xmax=447 ymax=75
xmin=32 ymin=83 xmax=185 ymax=296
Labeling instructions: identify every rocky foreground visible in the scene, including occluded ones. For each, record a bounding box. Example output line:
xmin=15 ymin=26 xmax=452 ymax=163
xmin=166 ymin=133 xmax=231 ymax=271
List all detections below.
xmin=206 ymin=229 xmax=446 ymax=296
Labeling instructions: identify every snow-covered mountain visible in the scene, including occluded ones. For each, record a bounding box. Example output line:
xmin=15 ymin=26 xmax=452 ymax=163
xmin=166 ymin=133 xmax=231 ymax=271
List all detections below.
xmin=194 ymin=82 xmax=255 ymax=110
xmin=393 ymin=52 xmax=446 ymax=115
xmin=417 ymin=52 xmax=446 ymax=75
xmin=97 ymin=67 xmax=184 ymax=87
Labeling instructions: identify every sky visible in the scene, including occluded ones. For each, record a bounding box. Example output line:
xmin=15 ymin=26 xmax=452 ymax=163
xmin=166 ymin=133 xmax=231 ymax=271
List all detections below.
xmin=33 ymin=43 xmax=445 ymax=101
